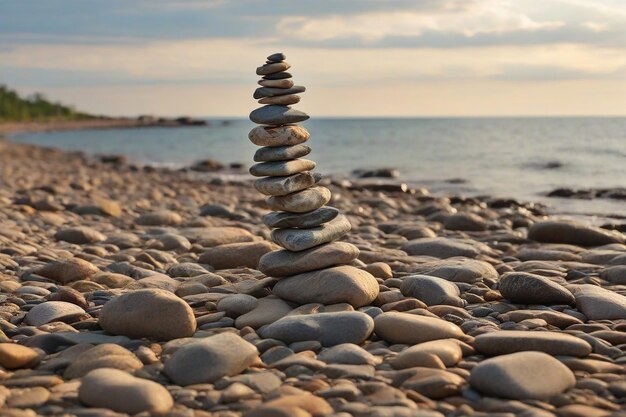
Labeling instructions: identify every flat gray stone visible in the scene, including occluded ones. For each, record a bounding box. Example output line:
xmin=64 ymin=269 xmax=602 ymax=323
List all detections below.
xmin=263 ymin=206 xmax=339 ymax=228
xmin=469 ymin=351 xmax=575 ymax=400
xmin=260 ymin=312 xmax=374 ymax=346
xmin=255 ymin=172 xmax=321 ymax=196
xmin=272 ymin=265 xmax=379 ymax=307
xmin=164 ymin=333 xmax=258 ymax=385
xmin=400 ymin=275 xmax=464 ymax=307
xmin=266 ymin=186 xmax=331 ymax=213
xmin=254 ymin=144 xmax=311 ymax=162
xmin=259 ymin=94 xmax=301 ymax=105
xmin=256 ymin=62 xmax=290 ymax=76
xmin=25 ymin=301 xmax=86 ymax=326
xmin=474 ymin=330 xmax=592 ymax=357
xmin=402 ymin=237 xmax=481 ymax=258
xmin=249 ymin=105 xmax=309 ymax=125
xmin=569 ymin=284 xmax=626 ymax=319
xmin=253 ymin=86 xmax=305 ymax=99
xmin=249 ymin=159 xmax=316 ymax=177
xmin=249 ymin=125 xmax=309 ymax=147
xmin=499 ymin=272 xmax=575 ymax=305
xmin=258 ymin=241 xmax=360 ymax=277
xmin=271 ymin=214 xmax=351 ymax=251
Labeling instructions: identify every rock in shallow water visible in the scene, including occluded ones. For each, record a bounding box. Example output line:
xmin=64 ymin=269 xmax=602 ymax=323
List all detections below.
xmin=164 ymin=333 xmax=258 ymax=385
xmin=272 ymin=265 xmax=379 ymax=307
xmin=374 ymin=312 xmax=464 ymax=344
xmin=271 ymin=214 xmax=351 ymax=251
xmin=469 ymin=351 xmax=576 ymax=400
xmin=259 ymin=241 xmax=359 ymax=277
xmin=260 ymin=311 xmax=374 ymax=346
xmin=78 ymin=368 xmax=173 ymax=414
xmin=498 ymin=271 xmax=575 ymax=305
xmin=250 ymin=105 xmax=309 ymax=125
xmin=99 ymin=288 xmax=196 ymax=341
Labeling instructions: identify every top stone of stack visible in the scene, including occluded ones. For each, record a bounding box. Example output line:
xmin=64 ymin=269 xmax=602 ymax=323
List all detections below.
xmin=250 ymin=53 xmax=309 ymax=125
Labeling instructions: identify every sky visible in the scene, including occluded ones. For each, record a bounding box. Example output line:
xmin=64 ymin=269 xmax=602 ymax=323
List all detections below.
xmin=1 ymin=0 xmax=625 ymax=117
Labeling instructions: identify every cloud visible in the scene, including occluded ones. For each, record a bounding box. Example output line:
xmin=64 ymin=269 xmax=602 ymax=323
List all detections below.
xmin=277 ymin=2 xmax=565 ymax=42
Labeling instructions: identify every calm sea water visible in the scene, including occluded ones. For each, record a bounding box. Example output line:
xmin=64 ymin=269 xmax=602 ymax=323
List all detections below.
xmin=9 ymin=117 xmax=626 ymax=218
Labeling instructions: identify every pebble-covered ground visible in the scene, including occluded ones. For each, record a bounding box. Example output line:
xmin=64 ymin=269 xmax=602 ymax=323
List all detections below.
xmin=0 ymin=139 xmax=625 ymax=417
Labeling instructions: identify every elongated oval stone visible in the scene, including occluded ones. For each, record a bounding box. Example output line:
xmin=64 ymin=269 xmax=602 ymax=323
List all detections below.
xmin=263 ymin=206 xmax=339 ymax=228
xmin=271 ymin=214 xmax=351 ymax=251
xmin=259 ymin=94 xmax=301 ymax=105
xmin=250 ymin=105 xmax=309 ymax=125
xmin=249 ymin=159 xmax=316 ymax=177
xmin=258 ymin=79 xmax=294 ymax=88
xmin=254 ymin=172 xmax=320 ymax=196
xmin=266 ymin=186 xmax=331 ymax=213
xmin=259 ymin=241 xmax=360 ymax=277
xmin=249 ymin=125 xmax=309 ymax=147
xmin=256 ymin=62 xmax=290 ymax=76
xmin=254 ymin=144 xmax=311 ymax=162
xmin=253 ymin=86 xmax=305 ymax=99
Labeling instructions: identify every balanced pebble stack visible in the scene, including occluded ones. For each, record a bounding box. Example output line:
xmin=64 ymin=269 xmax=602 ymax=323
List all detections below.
xmin=249 ymin=53 xmax=379 ymax=307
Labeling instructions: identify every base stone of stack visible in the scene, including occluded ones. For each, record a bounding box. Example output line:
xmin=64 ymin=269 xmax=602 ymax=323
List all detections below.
xmin=259 ymin=241 xmax=360 ymax=277
xmin=272 ymin=265 xmax=379 ymax=307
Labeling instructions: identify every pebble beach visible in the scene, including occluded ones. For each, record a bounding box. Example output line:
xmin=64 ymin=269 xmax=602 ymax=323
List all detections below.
xmin=0 ymin=53 xmax=625 ymax=417
xmin=1 ymin=133 xmax=626 ymax=417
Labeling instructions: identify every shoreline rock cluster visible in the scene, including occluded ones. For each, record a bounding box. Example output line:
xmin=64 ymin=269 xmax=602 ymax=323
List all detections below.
xmin=249 ymin=53 xmax=379 ymax=311
xmin=0 ymin=58 xmax=625 ymax=417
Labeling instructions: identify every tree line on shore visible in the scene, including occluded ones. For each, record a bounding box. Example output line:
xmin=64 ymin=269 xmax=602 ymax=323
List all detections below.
xmin=0 ymin=85 xmax=101 ymax=122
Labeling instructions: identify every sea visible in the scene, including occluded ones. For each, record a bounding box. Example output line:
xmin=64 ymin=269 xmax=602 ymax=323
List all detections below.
xmin=9 ymin=117 xmax=626 ymax=219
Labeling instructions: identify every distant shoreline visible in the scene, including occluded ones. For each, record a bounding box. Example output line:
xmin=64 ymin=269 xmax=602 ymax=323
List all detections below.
xmin=0 ymin=117 xmax=208 ymax=135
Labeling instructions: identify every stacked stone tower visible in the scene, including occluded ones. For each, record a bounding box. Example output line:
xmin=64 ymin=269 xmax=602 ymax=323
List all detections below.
xmin=249 ymin=53 xmax=379 ymax=308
